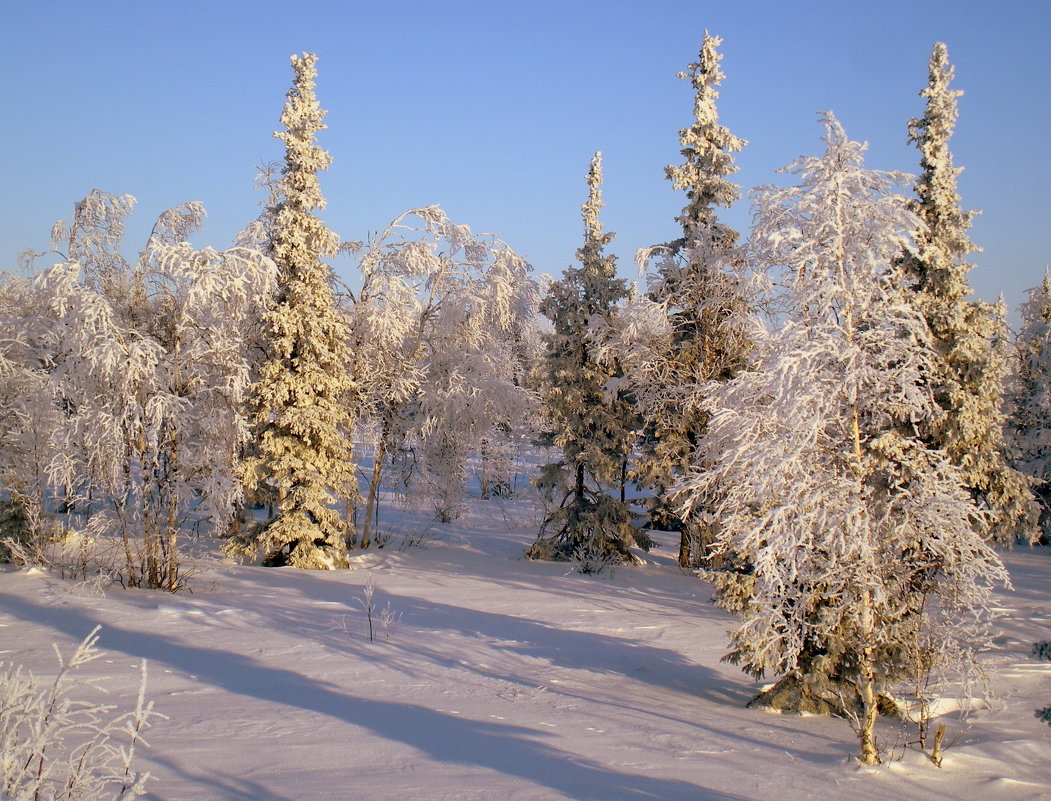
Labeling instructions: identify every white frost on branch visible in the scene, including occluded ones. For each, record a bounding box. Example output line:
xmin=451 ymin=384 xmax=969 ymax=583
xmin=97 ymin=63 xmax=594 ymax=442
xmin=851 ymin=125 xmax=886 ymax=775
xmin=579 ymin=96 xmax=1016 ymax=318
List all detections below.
xmin=676 ymin=112 xmax=1007 ymax=765
xmin=349 ymin=205 xmax=541 ymax=529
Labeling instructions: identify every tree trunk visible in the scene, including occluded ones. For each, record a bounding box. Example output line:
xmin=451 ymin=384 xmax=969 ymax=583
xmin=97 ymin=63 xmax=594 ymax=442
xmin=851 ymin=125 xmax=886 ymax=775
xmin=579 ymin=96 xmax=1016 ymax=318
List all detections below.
xmin=361 ymin=434 xmax=387 ymax=550
xmin=164 ymin=425 xmax=180 ymax=591
xmin=480 ymin=438 xmax=490 ymax=500
xmin=857 ymin=588 xmax=881 ymax=765
xmin=857 ymin=661 xmax=880 ymax=765
xmin=678 ymin=529 xmax=692 ymax=568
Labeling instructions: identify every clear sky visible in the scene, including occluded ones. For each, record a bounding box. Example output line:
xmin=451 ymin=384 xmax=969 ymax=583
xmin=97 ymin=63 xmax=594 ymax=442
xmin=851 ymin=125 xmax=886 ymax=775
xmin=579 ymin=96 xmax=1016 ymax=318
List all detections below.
xmin=3 ymin=1 xmax=1049 ymax=321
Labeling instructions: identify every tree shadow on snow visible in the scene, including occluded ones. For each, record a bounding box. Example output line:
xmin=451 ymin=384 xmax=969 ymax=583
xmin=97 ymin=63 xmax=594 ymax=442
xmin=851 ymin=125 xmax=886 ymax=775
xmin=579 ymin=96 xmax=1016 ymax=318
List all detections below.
xmin=217 ymin=565 xmax=739 ymax=698
xmin=166 ymin=562 xmax=746 ymax=705
xmin=388 ymin=591 xmax=734 ymax=691
xmin=0 ymin=591 xmax=748 ymax=801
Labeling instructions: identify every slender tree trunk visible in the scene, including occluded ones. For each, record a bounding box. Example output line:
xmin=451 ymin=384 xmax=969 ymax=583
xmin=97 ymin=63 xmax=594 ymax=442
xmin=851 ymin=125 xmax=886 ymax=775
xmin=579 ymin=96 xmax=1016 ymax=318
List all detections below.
xmin=164 ymin=425 xmax=180 ymax=591
xmin=361 ymin=429 xmax=388 ymax=550
xmin=345 ymin=495 xmax=358 ymax=549
xmin=229 ymin=502 xmax=243 ymax=540
xmin=344 ymin=437 xmax=358 ymax=547
xmin=480 ymin=438 xmax=490 ymax=500
xmin=678 ymin=526 xmax=692 ymax=568
xmin=857 ymin=674 xmax=880 ymax=765
xmin=857 ymin=591 xmax=880 ymax=765
xmin=845 ymin=299 xmax=881 ymax=764
xmin=119 ymin=442 xmax=137 ymax=586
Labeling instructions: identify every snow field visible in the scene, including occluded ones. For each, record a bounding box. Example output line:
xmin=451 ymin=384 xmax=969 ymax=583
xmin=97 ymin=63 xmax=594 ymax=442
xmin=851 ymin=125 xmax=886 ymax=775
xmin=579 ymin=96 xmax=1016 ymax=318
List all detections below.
xmin=1 ymin=496 xmax=1049 ymax=801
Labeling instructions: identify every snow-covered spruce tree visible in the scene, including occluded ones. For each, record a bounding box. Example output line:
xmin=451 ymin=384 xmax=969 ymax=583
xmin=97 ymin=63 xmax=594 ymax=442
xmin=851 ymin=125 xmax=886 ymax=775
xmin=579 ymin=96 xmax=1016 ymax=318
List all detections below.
xmin=527 ymin=153 xmax=646 ymax=565
xmin=1009 ymin=270 xmax=1051 ymax=540
xmin=627 ymin=31 xmax=753 ymax=567
xmin=901 ymin=42 xmax=1034 ymax=543
xmin=237 ymin=53 xmax=356 ymax=569
xmin=346 ymin=206 xmax=540 ymax=540
xmin=676 ymin=114 xmax=1007 ymax=765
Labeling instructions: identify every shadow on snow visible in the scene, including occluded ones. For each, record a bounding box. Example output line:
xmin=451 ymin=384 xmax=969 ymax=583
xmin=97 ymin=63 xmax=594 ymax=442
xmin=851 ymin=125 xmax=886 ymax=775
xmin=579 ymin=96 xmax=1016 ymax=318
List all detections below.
xmin=0 ymin=590 xmax=747 ymax=801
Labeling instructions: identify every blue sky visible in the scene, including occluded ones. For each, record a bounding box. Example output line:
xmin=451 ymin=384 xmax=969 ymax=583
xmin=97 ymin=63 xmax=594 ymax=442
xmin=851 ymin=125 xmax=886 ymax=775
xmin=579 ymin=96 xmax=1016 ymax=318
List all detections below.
xmin=3 ymin=1 xmax=1049 ymax=320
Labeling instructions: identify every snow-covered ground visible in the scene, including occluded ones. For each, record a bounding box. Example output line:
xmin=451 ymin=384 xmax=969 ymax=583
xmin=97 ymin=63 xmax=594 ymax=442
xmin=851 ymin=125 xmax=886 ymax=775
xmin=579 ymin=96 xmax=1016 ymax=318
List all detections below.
xmin=2 ymin=490 xmax=1050 ymax=801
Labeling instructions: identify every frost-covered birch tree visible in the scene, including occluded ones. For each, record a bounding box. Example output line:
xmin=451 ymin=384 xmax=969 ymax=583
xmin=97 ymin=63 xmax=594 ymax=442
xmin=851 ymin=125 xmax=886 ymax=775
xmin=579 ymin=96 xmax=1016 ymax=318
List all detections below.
xmin=528 ymin=153 xmax=646 ymax=565
xmin=347 ymin=206 xmax=540 ymax=541
xmin=1009 ymin=271 xmax=1051 ymax=540
xmin=677 ymin=114 xmax=1007 ymax=765
xmin=619 ymin=32 xmax=753 ymax=566
xmin=412 ymin=242 xmax=539 ymax=523
xmin=901 ymin=42 xmax=1034 ymax=543
xmin=43 ymin=189 xmax=139 ymax=310
xmin=0 ymin=273 xmax=61 ymax=552
xmin=2 ymin=193 xmax=275 ymax=589
xmin=238 ymin=53 xmax=357 ymax=569
xmin=133 ymin=236 xmax=275 ymax=580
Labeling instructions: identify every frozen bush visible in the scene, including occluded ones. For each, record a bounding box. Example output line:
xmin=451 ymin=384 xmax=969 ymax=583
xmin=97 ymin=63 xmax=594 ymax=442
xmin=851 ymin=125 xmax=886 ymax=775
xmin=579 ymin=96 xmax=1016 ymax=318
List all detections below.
xmin=0 ymin=627 xmax=158 ymax=801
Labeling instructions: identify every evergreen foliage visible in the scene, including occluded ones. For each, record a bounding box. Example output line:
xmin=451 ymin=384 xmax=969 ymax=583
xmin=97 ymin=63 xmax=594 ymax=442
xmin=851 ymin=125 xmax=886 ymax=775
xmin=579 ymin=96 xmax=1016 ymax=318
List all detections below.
xmin=528 ymin=153 xmax=646 ymax=564
xmin=238 ymin=53 xmax=357 ymax=569
xmin=901 ymin=42 xmax=1035 ymax=543
xmin=628 ymin=32 xmax=753 ymax=566
xmin=678 ymin=114 xmax=1007 ymax=765
xmin=665 ymin=31 xmax=745 ymax=244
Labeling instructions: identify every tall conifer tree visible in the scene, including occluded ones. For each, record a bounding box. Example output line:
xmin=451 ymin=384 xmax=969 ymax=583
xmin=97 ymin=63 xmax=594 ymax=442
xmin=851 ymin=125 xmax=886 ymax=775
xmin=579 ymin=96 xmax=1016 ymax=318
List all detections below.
xmin=902 ymin=42 xmax=1034 ymax=543
xmin=528 ymin=153 xmax=645 ymax=565
xmin=633 ymin=32 xmax=752 ymax=566
xmin=241 ymin=53 xmax=356 ymax=569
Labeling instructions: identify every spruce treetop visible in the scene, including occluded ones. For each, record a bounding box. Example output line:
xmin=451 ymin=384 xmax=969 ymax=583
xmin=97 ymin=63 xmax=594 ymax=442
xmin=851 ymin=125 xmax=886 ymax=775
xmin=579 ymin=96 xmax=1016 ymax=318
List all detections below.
xmin=275 ymin=53 xmax=333 ymax=212
xmin=577 ymin=151 xmax=615 ymax=273
xmin=906 ymin=41 xmax=978 ymax=304
xmin=272 ymin=53 xmax=339 ymax=270
xmin=665 ymin=31 xmax=746 ymax=243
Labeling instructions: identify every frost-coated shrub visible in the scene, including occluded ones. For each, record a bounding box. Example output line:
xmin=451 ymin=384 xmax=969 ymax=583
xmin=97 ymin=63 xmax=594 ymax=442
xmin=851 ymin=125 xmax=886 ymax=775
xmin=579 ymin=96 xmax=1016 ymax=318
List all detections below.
xmin=0 ymin=628 xmax=158 ymax=801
